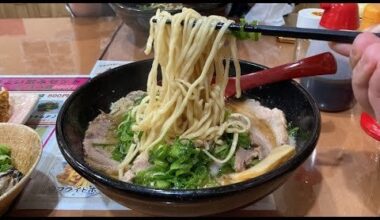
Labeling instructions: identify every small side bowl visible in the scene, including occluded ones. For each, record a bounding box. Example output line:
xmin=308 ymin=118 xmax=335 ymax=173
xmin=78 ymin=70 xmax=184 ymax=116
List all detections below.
xmin=0 ymin=123 xmax=42 ymax=215
xmin=110 ymin=3 xmax=227 ymax=34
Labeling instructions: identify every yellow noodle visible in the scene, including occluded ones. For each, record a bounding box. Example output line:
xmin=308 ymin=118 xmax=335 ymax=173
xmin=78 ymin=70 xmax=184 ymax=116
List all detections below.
xmin=118 ymin=8 xmax=251 ymax=176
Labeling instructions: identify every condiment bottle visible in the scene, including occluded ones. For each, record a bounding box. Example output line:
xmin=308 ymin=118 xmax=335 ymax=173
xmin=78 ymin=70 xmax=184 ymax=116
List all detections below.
xmin=293 ymin=8 xmax=324 ymax=61
xmin=359 ymin=4 xmax=380 ymax=31
xmin=300 ymin=3 xmax=359 ymax=112
xmin=361 ymin=112 xmax=380 ymax=141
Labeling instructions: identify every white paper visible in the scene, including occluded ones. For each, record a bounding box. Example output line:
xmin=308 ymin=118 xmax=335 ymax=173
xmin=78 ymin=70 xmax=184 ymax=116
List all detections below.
xmin=89 ymin=60 xmax=131 ymax=78
xmin=245 ymin=3 xmax=294 ymax=26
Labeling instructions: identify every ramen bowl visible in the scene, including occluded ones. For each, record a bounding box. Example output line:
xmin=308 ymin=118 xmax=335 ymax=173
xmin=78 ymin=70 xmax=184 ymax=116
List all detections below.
xmin=56 ymin=59 xmax=320 ymax=216
xmin=0 ymin=123 xmax=42 ymax=215
xmin=110 ymin=3 xmax=227 ymax=35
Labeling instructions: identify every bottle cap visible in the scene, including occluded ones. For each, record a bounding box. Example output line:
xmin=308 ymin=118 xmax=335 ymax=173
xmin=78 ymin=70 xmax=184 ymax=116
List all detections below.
xmin=360 ymin=112 xmax=380 ymax=141
xmin=362 ymin=4 xmax=380 ymax=21
xmin=319 ymin=3 xmax=359 ymax=30
xmin=360 ymin=4 xmax=380 ymax=30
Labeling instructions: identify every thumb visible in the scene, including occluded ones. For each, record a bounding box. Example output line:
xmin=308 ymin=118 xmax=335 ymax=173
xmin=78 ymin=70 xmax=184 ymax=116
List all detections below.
xmin=329 ymin=42 xmax=351 ymax=57
xmin=328 ymin=25 xmax=380 ymax=57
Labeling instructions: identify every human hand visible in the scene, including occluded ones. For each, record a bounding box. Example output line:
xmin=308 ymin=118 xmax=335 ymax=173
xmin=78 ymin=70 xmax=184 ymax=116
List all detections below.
xmin=329 ymin=25 xmax=380 ymax=122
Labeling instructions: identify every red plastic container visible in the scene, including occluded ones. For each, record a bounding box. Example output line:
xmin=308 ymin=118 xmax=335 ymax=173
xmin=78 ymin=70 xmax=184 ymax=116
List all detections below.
xmin=320 ymin=3 xmax=359 ymax=30
xmin=360 ymin=113 xmax=380 ymax=141
xmin=318 ymin=4 xmax=380 ymax=141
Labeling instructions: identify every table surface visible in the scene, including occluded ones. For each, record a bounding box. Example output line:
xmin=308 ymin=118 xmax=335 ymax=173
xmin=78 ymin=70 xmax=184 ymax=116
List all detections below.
xmin=1 ymin=17 xmax=379 ymax=217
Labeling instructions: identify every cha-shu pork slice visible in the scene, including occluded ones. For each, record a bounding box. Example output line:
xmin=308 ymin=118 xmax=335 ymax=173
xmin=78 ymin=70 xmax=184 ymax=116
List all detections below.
xmin=227 ymin=99 xmax=289 ymax=159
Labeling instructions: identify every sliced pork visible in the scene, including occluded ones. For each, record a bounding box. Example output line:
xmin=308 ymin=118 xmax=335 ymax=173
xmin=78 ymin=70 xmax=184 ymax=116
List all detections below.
xmin=83 ymin=90 xmax=147 ymax=176
xmin=110 ymin=90 xmax=146 ymax=123
xmin=83 ymin=113 xmax=119 ymax=175
xmin=121 ymin=151 xmax=151 ymax=182
xmin=227 ymin=99 xmax=289 ymax=159
xmin=234 ymin=147 xmax=259 ymax=172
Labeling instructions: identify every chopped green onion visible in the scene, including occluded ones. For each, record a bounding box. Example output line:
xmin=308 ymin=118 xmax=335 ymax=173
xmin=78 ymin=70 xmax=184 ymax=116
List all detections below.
xmin=133 ymin=138 xmax=214 ymax=189
xmin=0 ymin=144 xmax=12 ymax=172
xmin=231 ymin=18 xmax=261 ymax=41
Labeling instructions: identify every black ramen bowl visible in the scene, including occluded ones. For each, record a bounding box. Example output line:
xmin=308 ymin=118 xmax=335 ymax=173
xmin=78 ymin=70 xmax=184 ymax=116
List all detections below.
xmin=56 ymin=59 xmax=320 ymax=216
xmin=110 ymin=3 xmax=227 ymax=35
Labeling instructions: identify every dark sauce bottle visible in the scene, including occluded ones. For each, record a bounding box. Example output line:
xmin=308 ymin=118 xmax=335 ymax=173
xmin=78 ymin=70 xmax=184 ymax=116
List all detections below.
xmin=300 ymin=3 xmax=359 ymax=112
xmin=300 ymin=46 xmax=356 ymax=112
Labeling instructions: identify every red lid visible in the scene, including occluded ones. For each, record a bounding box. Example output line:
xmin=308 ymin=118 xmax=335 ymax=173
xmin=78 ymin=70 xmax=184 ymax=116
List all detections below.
xmin=360 ymin=112 xmax=380 ymax=141
xmin=320 ymin=3 xmax=359 ymax=30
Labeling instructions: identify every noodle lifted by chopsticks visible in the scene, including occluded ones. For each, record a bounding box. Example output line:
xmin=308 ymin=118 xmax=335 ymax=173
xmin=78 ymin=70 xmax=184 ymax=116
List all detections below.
xmin=118 ymin=8 xmax=250 ymax=177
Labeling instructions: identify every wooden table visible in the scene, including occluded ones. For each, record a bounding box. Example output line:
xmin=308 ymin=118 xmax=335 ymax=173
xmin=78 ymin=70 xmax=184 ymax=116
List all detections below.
xmin=1 ymin=17 xmax=379 ymax=217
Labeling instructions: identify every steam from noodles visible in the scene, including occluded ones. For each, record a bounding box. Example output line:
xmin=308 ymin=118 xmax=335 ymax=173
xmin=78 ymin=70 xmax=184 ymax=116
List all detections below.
xmin=118 ymin=8 xmax=251 ymax=177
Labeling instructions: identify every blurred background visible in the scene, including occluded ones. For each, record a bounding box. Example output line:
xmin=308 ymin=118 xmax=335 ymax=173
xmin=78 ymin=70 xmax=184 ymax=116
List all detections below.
xmin=0 ymin=3 xmax=321 ymax=27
